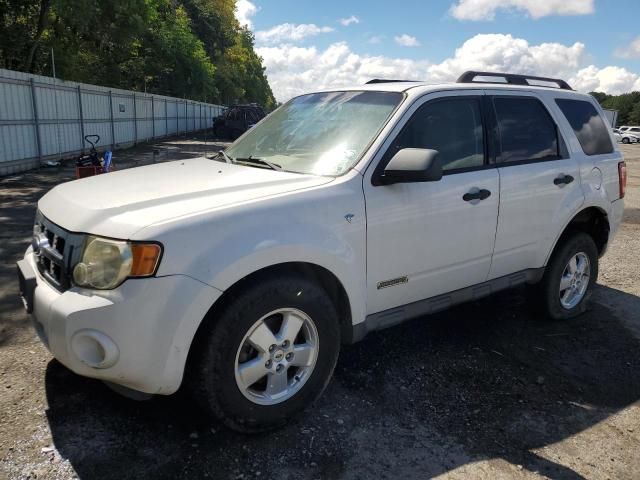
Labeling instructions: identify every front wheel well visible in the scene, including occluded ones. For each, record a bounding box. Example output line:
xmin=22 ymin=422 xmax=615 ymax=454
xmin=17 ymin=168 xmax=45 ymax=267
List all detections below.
xmin=556 ymin=207 xmax=610 ymax=257
xmin=188 ymin=262 xmax=353 ymax=368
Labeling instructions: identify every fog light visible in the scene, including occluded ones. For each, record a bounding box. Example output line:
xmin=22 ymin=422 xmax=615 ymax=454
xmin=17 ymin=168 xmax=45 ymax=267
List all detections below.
xmin=70 ymin=329 xmax=119 ymax=369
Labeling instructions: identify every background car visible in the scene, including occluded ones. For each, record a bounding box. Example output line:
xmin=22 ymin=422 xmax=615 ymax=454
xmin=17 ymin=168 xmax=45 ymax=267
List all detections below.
xmin=613 ymin=128 xmax=639 ymax=144
xmin=623 ymin=126 xmax=640 ymax=137
xmin=213 ymin=104 xmax=266 ymax=140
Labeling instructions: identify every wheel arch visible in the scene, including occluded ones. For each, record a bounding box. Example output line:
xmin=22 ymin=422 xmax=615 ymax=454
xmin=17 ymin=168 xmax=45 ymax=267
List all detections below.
xmin=546 ymin=206 xmax=610 ymax=265
xmin=185 ymin=261 xmax=355 ymax=384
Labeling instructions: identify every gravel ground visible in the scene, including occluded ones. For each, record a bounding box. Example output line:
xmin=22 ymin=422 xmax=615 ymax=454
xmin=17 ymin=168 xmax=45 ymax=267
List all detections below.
xmin=1 ymin=138 xmax=639 ymax=480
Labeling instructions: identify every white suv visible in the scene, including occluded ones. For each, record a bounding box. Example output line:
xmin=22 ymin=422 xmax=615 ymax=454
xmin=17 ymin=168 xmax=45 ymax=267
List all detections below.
xmin=18 ymin=71 xmax=627 ymax=432
xmin=619 ymin=125 xmax=640 ymax=133
xmin=613 ymin=128 xmax=639 ymax=144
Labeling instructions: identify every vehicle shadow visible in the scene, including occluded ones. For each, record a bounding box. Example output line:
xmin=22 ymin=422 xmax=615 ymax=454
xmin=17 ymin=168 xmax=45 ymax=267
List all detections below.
xmin=44 ymin=284 xmax=640 ymax=479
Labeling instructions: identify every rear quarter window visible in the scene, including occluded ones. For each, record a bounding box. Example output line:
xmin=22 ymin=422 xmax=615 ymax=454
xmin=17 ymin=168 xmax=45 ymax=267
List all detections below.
xmin=555 ymin=99 xmax=613 ymax=156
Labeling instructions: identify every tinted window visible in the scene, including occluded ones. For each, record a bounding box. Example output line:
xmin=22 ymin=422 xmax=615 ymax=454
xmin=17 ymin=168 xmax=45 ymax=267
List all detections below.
xmin=556 ymin=99 xmax=613 ymax=156
xmin=494 ymin=97 xmax=559 ymax=163
xmin=392 ymin=97 xmax=484 ymax=172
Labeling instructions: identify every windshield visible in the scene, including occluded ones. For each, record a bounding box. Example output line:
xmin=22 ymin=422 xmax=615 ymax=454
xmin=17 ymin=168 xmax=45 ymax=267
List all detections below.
xmin=225 ymin=91 xmax=403 ymax=176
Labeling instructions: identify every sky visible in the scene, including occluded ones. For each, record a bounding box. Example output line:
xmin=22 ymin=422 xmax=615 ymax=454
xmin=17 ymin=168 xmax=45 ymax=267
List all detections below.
xmin=234 ymin=0 xmax=640 ymax=102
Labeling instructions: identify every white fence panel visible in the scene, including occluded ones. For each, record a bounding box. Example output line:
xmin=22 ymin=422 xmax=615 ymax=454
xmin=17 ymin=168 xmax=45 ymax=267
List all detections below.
xmin=152 ymin=97 xmax=165 ymax=137
xmin=167 ymin=100 xmax=178 ymax=135
xmin=0 ymin=68 xmax=224 ymax=175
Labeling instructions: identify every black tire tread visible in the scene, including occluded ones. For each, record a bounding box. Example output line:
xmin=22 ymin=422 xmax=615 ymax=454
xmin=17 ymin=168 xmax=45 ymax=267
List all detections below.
xmin=189 ymin=274 xmax=340 ymax=433
xmin=532 ymin=231 xmax=599 ymax=321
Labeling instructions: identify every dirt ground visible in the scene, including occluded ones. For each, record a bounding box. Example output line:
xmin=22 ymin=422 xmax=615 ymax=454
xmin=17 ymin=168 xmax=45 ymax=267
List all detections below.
xmin=1 ymin=136 xmax=639 ymax=480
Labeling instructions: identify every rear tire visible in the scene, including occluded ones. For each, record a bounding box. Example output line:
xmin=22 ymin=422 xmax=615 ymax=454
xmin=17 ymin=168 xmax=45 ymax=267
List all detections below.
xmin=531 ymin=232 xmax=598 ymax=321
xmin=189 ymin=274 xmax=341 ymax=433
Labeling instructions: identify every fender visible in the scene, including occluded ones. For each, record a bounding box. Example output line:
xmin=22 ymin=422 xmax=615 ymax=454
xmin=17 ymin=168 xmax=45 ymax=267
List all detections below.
xmin=136 ymin=177 xmax=368 ymax=330
xmin=206 ymin=238 xmax=366 ymax=328
xmin=543 ymin=195 xmax=611 ymax=266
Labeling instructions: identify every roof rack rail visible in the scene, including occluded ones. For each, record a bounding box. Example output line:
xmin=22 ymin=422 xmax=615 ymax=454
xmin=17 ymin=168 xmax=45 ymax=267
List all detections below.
xmin=456 ymin=71 xmax=573 ymax=90
xmin=365 ymin=79 xmax=419 ymax=84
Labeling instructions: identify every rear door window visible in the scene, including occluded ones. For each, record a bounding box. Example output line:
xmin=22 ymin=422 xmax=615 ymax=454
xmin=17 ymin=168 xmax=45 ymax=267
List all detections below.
xmin=555 ymin=99 xmax=613 ymax=156
xmin=493 ymin=97 xmax=560 ymax=164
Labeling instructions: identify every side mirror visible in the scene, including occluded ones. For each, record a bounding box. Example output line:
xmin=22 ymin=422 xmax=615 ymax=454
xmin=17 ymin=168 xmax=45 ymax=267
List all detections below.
xmin=381 ymin=148 xmax=443 ymax=184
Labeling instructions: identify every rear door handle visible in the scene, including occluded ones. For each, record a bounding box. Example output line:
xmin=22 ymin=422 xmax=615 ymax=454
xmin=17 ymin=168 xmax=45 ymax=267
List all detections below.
xmin=554 ymin=174 xmax=574 ymax=186
xmin=463 ymin=189 xmax=491 ymax=202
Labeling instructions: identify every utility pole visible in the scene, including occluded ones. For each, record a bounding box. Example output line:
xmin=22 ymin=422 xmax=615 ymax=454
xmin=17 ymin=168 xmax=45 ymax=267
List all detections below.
xmin=51 ymin=48 xmax=56 ymax=78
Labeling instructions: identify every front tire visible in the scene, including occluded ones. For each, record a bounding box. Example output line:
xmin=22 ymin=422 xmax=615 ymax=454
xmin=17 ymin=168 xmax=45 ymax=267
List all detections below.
xmin=533 ymin=232 xmax=598 ymax=321
xmin=190 ymin=274 xmax=341 ymax=432
xmin=622 ymin=137 xmax=630 ymax=144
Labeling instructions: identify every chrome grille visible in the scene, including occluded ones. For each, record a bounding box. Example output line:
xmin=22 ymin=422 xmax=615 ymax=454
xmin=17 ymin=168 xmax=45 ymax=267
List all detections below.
xmin=32 ymin=212 xmax=84 ymax=292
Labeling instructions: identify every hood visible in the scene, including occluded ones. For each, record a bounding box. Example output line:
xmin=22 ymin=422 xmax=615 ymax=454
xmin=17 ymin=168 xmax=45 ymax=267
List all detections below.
xmin=39 ymin=158 xmax=333 ymax=239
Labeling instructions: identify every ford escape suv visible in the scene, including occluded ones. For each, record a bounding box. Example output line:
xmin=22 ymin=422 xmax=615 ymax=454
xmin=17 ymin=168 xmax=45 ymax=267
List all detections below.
xmin=18 ymin=71 xmax=626 ymax=432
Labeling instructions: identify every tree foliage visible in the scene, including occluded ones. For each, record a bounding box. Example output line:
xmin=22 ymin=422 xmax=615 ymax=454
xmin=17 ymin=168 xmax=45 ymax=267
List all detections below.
xmin=591 ymin=91 xmax=640 ymax=125
xmin=0 ymin=0 xmax=275 ymax=108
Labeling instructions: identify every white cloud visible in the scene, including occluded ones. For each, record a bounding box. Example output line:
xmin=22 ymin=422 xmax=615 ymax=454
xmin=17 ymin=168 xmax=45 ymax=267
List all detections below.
xmin=394 ymin=34 xmax=421 ymax=47
xmin=368 ymin=35 xmax=384 ymax=44
xmin=615 ymin=37 xmax=640 ymax=59
xmin=339 ymin=15 xmax=360 ymax=26
xmin=571 ymin=66 xmax=640 ymax=94
xmin=258 ymin=33 xmax=640 ymax=102
xmin=425 ymin=34 xmax=587 ymax=83
xmin=257 ymin=42 xmax=430 ymax=101
xmin=235 ymin=0 xmax=258 ymax=29
xmin=450 ymin=0 xmax=594 ymax=21
xmin=255 ymin=23 xmax=334 ymax=44
xmin=427 ymin=34 xmax=640 ymax=94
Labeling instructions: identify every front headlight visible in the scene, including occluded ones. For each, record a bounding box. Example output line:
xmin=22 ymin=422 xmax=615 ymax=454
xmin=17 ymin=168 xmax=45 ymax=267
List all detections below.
xmin=72 ymin=236 xmax=162 ymax=290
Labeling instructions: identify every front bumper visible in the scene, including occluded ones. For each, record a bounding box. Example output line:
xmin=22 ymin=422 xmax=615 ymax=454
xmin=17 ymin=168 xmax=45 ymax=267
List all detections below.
xmin=21 ymin=248 xmax=221 ymax=394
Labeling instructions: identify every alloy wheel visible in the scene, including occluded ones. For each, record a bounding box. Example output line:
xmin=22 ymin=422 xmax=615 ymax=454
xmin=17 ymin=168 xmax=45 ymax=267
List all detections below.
xmin=234 ymin=308 xmax=319 ymax=405
xmin=559 ymin=252 xmax=591 ymax=309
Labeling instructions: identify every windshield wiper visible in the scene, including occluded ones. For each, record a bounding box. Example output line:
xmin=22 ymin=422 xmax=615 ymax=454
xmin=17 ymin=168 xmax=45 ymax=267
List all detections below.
xmin=216 ymin=150 xmax=235 ymax=164
xmin=235 ymin=156 xmax=283 ymax=171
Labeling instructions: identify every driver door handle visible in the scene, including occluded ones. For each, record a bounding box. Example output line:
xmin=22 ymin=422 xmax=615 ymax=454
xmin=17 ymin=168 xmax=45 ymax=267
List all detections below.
xmin=463 ymin=189 xmax=491 ymax=202
xmin=554 ymin=174 xmax=574 ymax=186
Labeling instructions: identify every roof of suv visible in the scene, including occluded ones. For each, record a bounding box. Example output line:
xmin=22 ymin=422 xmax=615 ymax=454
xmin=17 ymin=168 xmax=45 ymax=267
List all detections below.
xmin=313 ymin=71 xmax=593 ymax=101
xmin=316 ymin=81 xmax=593 ymax=98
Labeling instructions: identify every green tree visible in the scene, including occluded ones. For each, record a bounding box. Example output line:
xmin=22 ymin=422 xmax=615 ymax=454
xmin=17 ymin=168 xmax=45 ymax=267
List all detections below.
xmin=141 ymin=1 xmax=217 ymax=100
xmin=214 ymin=28 xmax=275 ymax=108
xmin=589 ymin=91 xmax=609 ymax=104
xmin=590 ymin=91 xmax=640 ymax=125
xmin=0 ymin=0 xmax=52 ymax=71
xmin=628 ymin=102 xmax=640 ymax=125
xmin=0 ymin=0 xmax=275 ymax=107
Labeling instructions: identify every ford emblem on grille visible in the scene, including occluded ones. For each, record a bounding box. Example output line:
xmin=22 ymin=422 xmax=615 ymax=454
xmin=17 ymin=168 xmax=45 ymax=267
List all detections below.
xmin=32 ymin=231 xmax=49 ymax=254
